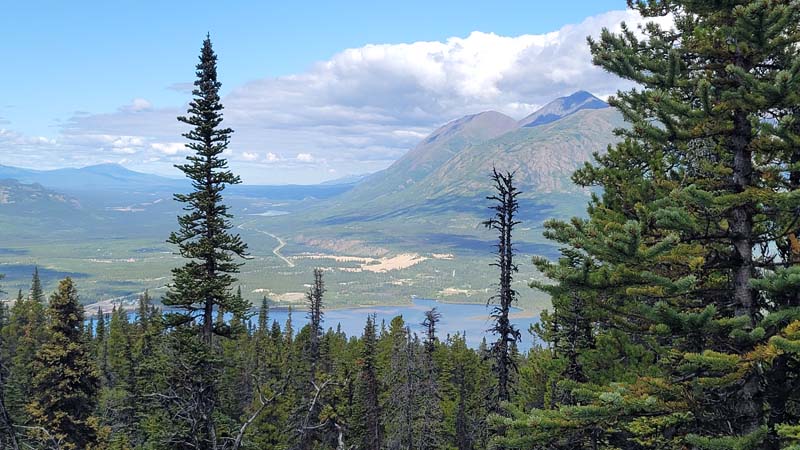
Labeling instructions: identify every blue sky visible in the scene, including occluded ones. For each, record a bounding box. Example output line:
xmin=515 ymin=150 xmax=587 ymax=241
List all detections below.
xmin=1 ymin=0 xmax=643 ymax=184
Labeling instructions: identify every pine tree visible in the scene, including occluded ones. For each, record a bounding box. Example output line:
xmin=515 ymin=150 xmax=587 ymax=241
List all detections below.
xmin=94 ymin=307 xmax=109 ymax=382
xmin=294 ymin=269 xmax=326 ymax=449
xmin=29 ymin=266 xmax=43 ymax=303
xmin=0 ymin=279 xmax=20 ymax=450
xmin=162 ymin=34 xmax=248 ymax=448
xmin=484 ymin=168 xmax=521 ymax=406
xmin=383 ymin=318 xmax=416 ymax=450
xmin=27 ymin=278 xmax=100 ymax=450
xmin=2 ymin=276 xmax=46 ymax=425
xmin=417 ymin=309 xmax=444 ymax=450
xmin=497 ymin=2 xmax=800 ymax=449
xmin=164 ymin=34 xmax=248 ymax=341
xmin=355 ymin=314 xmax=381 ymax=450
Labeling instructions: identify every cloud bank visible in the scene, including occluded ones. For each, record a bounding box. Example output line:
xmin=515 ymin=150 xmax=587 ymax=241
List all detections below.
xmin=0 ymin=9 xmax=662 ymax=184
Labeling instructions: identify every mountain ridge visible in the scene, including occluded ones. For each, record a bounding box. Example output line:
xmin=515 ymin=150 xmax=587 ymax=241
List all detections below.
xmin=518 ymin=90 xmax=608 ymax=128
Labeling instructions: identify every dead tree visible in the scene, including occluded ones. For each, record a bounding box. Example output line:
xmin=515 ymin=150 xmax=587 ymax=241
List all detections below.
xmin=483 ymin=168 xmax=522 ymax=406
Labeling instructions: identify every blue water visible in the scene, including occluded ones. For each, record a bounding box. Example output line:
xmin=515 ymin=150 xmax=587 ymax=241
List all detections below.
xmin=261 ymin=298 xmax=540 ymax=351
xmin=111 ymin=299 xmax=540 ymax=351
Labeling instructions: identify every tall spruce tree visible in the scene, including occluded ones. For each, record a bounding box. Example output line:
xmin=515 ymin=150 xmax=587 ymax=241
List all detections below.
xmin=27 ymin=278 xmax=99 ymax=450
xmin=161 ymin=34 xmax=248 ymax=449
xmin=417 ymin=309 xmax=444 ymax=450
xmin=164 ymin=34 xmax=248 ymax=342
xmin=29 ymin=266 xmax=43 ymax=303
xmin=356 ymin=314 xmax=381 ymax=450
xmin=484 ymin=169 xmax=521 ymax=406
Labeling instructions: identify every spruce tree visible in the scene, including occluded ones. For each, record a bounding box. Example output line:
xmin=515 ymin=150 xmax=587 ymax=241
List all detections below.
xmin=164 ymin=34 xmax=248 ymax=342
xmin=27 ymin=278 xmax=100 ymax=450
xmin=498 ymin=2 xmax=800 ymax=449
xmin=355 ymin=314 xmax=381 ymax=450
xmin=29 ymin=266 xmax=43 ymax=303
xmin=161 ymin=34 xmax=248 ymax=449
xmin=417 ymin=309 xmax=444 ymax=450
xmin=383 ymin=318 xmax=415 ymax=450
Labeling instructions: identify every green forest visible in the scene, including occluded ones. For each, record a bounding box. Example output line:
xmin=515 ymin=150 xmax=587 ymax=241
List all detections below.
xmin=2 ymin=1 xmax=800 ymax=449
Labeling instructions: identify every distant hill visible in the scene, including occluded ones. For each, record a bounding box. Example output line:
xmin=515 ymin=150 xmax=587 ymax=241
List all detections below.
xmin=0 ymin=163 xmax=183 ymax=193
xmin=328 ymin=92 xmax=622 ymax=216
xmin=0 ymin=179 xmax=82 ymax=213
xmin=518 ymin=90 xmax=608 ymax=128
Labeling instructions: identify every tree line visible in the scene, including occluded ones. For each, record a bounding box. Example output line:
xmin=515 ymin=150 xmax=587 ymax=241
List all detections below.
xmin=3 ymin=0 xmax=800 ymax=448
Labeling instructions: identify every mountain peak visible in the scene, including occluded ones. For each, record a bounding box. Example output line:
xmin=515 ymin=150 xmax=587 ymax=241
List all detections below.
xmin=518 ymin=90 xmax=608 ymax=128
xmin=423 ymin=110 xmax=518 ymax=145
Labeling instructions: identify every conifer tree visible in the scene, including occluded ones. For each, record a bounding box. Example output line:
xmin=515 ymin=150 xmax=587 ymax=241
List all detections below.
xmin=497 ymin=2 xmax=800 ymax=449
xmin=27 ymin=278 xmax=100 ymax=450
xmin=0 ymin=277 xmax=20 ymax=450
xmin=383 ymin=318 xmax=415 ymax=450
xmin=484 ymin=169 xmax=521 ymax=406
xmin=164 ymin=34 xmax=248 ymax=341
xmin=417 ymin=309 xmax=444 ymax=450
xmin=3 ymin=275 xmax=46 ymax=425
xmin=162 ymin=34 xmax=248 ymax=449
xmin=29 ymin=266 xmax=43 ymax=303
xmin=355 ymin=314 xmax=381 ymax=450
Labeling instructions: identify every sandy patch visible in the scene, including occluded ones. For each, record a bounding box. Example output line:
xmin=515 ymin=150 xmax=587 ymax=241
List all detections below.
xmin=440 ymin=287 xmax=473 ymax=296
xmin=296 ymin=253 xmax=428 ymax=273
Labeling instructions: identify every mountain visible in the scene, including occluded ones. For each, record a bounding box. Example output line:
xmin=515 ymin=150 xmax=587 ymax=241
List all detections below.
xmin=0 ymin=179 xmax=81 ymax=212
xmin=326 ymin=93 xmax=623 ymax=218
xmin=417 ymin=107 xmax=624 ymax=197
xmin=343 ymin=111 xmax=519 ymax=203
xmin=0 ymin=163 xmax=183 ymax=193
xmin=518 ymin=90 xmax=608 ymax=128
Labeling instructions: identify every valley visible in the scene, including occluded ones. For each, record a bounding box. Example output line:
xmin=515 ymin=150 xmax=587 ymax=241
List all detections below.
xmin=0 ymin=91 xmax=620 ymax=315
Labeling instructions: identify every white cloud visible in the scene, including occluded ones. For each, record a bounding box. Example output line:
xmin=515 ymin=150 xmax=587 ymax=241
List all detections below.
xmin=150 ymin=142 xmax=185 ymax=155
xmin=0 ymin=9 xmax=671 ymax=183
xmin=122 ymin=98 xmax=152 ymax=112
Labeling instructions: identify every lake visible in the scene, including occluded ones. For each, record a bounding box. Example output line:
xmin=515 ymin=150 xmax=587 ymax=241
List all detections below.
xmin=260 ymin=298 xmax=540 ymax=351
xmin=114 ymin=298 xmax=541 ymax=351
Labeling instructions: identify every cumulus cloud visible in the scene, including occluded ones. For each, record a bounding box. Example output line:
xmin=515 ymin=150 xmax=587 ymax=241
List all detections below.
xmin=0 ymin=9 xmax=670 ymax=183
xmin=120 ymin=98 xmax=153 ymax=113
xmin=150 ymin=142 xmax=185 ymax=155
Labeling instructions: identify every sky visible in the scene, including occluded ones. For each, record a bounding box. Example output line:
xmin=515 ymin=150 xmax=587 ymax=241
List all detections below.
xmin=0 ymin=0 xmax=652 ymax=184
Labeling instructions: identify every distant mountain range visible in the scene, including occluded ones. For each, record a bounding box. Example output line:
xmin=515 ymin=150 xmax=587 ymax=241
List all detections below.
xmin=0 ymin=163 xmax=182 ymax=193
xmin=0 ymin=91 xmax=621 ymax=221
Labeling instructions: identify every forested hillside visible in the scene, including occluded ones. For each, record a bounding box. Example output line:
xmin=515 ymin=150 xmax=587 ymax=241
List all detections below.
xmin=2 ymin=1 xmax=800 ymax=449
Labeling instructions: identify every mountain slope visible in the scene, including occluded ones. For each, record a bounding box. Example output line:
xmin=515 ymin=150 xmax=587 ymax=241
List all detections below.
xmin=343 ymin=111 xmax=519 ymax=203
xmin=418 ymin=107 xmax=624 ymax=197
xmin=326 ymin=107 xmax=623 ymax=218
xmin=0 ymin=179 xmax=82 ymax=213
xmin=518 ymin=90 xmax=608 ymax=128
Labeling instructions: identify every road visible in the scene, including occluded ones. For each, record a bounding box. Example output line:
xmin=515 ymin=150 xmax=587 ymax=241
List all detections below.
xmin=238 ymin=221 xmax=295 ymax=268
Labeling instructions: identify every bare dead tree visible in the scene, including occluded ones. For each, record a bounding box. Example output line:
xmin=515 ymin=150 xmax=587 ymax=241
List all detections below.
xmin=483 ymin=168 xmax=522 ymax=406
xmin=300 ymin=378 xmax=353 ymax=450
